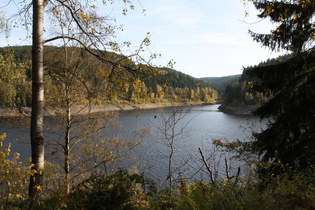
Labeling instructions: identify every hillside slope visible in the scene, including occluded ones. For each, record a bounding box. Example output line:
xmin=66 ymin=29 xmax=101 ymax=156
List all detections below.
xmin=200 ymin=75 xmax=241 ymax=94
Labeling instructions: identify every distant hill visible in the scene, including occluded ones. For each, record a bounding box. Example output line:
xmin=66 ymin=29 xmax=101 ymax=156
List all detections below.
xmin=153 ymin=68 xmax=216 ymax=89
xmin=200 ymin=75 xmax=241 ymax=94
xmin=0 ymin=45 xmax=218 ymax=106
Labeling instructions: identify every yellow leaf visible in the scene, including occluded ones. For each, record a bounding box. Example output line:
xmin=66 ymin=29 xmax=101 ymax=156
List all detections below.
xmin=0 ymin=133 xmax=6 ymax=140
xmin=14 ymin=152 xmax=20 ymax=159
xmin=28 ymin=169 xmax=37 ymax=176
xmin=4 ymin=147 xmax=10 ymax=155
xmin=35 ymin=184 xmax=42 ymax=191
xmin=0 ymin=151 xmax=6 ymax=159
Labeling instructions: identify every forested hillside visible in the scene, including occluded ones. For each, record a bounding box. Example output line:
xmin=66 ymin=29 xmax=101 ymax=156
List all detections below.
xmin=200 ymin=75 xmax=241 ymax=94
xmin=221 ymin=54 xmax=293 ymax=106
xmin=0 ymin=46 xmax=218 ymax=107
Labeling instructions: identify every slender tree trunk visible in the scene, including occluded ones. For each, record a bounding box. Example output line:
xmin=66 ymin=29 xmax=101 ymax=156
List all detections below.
xmin=168 ymin=144 xmax=173 ymax=194
xmin=63 ymin=44 xmax=71 ymax=195
xmin=29 ymin=0 xmax=45 ymax=198
xmin=65 ymin=91 xmax=71 ymax=195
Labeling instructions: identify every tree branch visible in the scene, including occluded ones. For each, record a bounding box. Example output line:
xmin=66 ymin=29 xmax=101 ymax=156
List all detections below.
xmin=198 ymin=147 xmax=215 ymax=184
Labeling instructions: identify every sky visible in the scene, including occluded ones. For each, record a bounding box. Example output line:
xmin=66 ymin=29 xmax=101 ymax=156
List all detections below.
xmin=0 ymin=0 xmax=285 ymax=78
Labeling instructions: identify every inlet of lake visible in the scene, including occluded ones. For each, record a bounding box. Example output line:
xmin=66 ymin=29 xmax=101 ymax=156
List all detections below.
xmin=0 ymin=104 xmax=267 ymax=185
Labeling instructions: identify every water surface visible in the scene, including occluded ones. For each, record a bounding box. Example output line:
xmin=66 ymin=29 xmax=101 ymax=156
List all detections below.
xmin=0 ymin=104 xmax=266 ymax=184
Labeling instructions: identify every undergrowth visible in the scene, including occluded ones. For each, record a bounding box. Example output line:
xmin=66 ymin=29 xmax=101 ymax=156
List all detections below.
xmin=1 ymin=134 xmax=315 ymax=209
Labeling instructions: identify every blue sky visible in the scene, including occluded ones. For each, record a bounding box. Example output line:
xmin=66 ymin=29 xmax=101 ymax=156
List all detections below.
xmin=117 ymin=0 xmax=285 ymax=77
xmin=1 ymin=0 xmax=284 ymax=78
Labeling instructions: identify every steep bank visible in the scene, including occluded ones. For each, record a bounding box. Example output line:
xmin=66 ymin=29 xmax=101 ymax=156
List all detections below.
xmin=218 ymin=103 xmax=256 ymax=115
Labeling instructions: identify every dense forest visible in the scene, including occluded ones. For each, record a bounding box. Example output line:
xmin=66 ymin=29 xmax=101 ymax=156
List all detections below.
xmin=200 ymin=74 xmax=241 ymax=95
xmin=0 ymin=46 xmax=218 ymax=108
xmin=221 ymin=54 xmax=293 ymax=106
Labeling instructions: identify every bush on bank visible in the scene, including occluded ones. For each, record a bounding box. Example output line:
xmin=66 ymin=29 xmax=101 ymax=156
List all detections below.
xmin=3 ymin=167 xmax=315 ymax=209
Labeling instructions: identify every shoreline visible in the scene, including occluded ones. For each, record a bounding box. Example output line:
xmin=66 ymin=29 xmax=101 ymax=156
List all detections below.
xmin=218 ymin=104 xmax=256 ymax=115
xmin=0 ymin=102 xmax=215 ymax=117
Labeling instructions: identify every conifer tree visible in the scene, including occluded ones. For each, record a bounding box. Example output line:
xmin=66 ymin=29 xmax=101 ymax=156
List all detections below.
xmin=246 ymin=0 xmax=315 ymax=171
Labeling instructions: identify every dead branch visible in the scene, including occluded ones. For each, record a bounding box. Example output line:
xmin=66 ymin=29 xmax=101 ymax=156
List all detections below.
xmin=198 ymin=147 xmax=215 ymax=184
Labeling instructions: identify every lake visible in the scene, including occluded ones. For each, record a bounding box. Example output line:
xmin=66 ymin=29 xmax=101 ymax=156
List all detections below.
xmin=0 ymin=104 xmax=266 ymax=185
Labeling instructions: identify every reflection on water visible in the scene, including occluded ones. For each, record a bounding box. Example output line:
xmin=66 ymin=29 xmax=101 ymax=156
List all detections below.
xmin=113 ymin=104 xmax=266 ymax=184
xmin=0 ymin=104 xmax=266 ymax=185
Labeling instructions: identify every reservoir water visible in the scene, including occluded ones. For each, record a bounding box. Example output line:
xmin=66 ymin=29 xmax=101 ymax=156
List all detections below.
xmin=0 ymin=104 xmax=266 ymax=185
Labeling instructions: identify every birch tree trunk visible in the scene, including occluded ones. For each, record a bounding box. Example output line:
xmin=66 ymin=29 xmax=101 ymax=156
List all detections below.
xmin=29 ymin=0 xmax=45 ymax=198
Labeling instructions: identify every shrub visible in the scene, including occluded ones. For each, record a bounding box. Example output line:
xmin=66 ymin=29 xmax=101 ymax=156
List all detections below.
xmin=0 ymin=133 xmax=29 ymax=208
xmin=69 ymin=170 xmax=154 ymax=209
xmin=172 ymin=165 xmax=315 ymax=210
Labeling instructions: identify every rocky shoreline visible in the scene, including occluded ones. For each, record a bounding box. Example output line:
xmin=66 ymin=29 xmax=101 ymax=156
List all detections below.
xmin=0 ymin=103 xmax=255 ymax=117
xmin=0 ymin=102 xmax=204 ymax=117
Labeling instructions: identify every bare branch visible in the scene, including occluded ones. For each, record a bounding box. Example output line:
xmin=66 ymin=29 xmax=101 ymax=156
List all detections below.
xmin=198 ymin=147 xmax=215 ymax=184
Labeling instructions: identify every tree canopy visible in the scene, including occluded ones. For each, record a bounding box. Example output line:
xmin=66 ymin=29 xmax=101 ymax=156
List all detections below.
xmin=246 ymin=0 xmax=315 ymax=171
